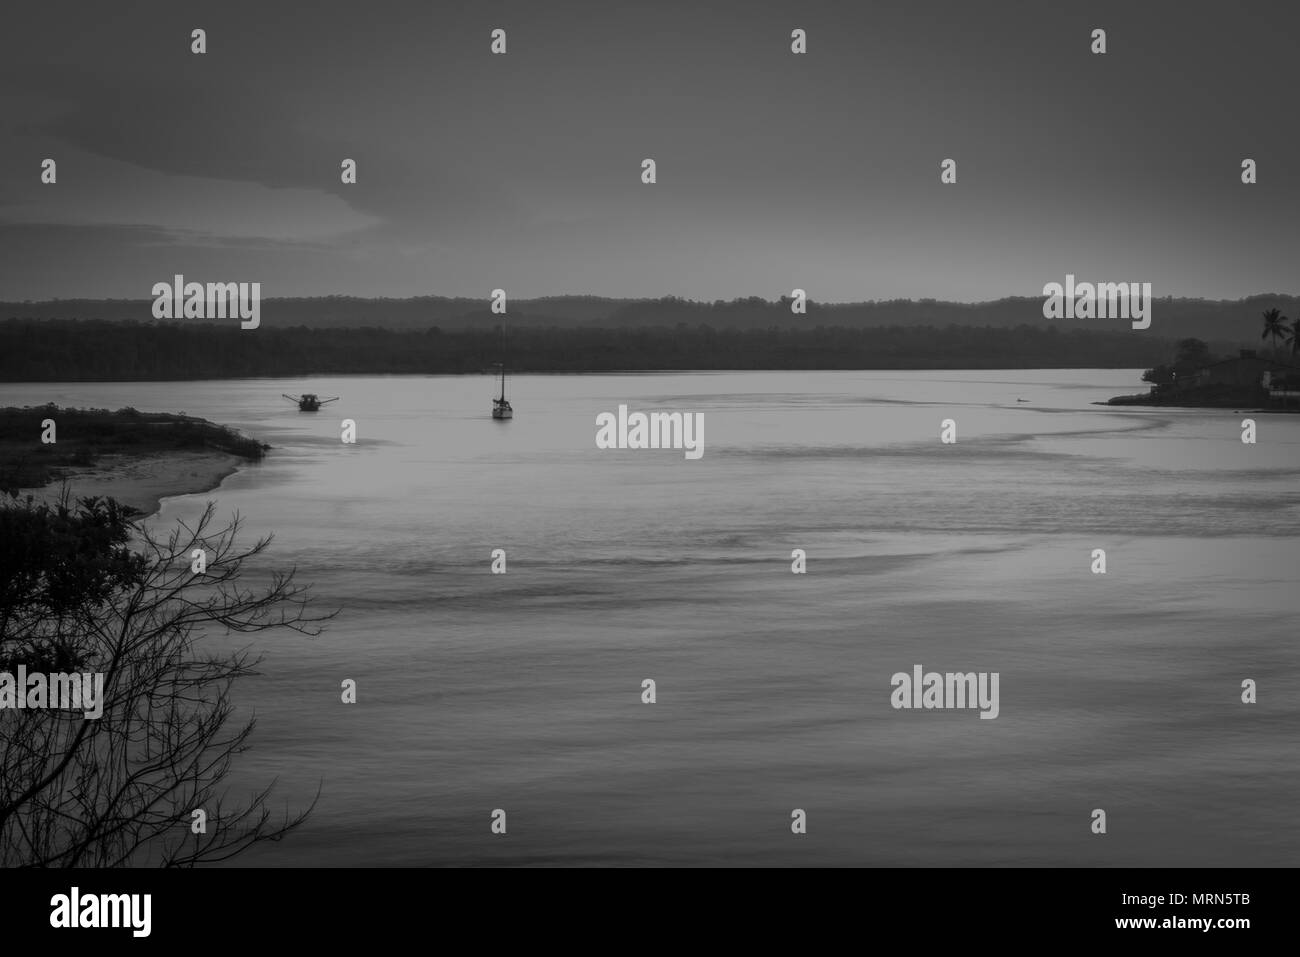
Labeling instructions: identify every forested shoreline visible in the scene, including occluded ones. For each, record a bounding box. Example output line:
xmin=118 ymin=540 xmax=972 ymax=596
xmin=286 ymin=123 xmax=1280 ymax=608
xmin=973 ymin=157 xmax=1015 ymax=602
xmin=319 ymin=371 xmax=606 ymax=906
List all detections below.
xmin=6 ymin=293 xmax=1297 ymax=341
xmin=1 ymin=319 xmax=1191 ymax=381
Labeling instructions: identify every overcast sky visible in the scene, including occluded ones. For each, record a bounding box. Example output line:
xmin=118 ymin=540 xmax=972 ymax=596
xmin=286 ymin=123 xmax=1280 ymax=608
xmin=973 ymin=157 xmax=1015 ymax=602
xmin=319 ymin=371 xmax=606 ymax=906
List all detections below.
xmin=1 ymin=0 xmax=1296 ymax=302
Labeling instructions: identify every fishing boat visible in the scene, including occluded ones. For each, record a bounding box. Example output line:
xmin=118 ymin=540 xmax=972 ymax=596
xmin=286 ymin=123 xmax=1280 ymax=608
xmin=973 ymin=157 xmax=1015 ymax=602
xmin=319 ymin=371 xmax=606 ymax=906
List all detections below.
xmin=283 ymin=392 xmax=339 ymax=412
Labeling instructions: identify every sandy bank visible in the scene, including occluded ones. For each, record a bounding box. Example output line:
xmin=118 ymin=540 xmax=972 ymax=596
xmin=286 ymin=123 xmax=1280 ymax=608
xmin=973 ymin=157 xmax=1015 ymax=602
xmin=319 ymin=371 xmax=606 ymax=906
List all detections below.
xmin=18 ymin=451 xmax=245 ymax=517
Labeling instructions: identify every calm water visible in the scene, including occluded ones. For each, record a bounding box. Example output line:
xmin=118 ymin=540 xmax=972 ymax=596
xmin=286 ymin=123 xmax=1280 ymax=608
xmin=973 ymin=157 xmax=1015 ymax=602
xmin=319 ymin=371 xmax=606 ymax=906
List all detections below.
xmin=5 ymin=371 xmax=1299 ymax=866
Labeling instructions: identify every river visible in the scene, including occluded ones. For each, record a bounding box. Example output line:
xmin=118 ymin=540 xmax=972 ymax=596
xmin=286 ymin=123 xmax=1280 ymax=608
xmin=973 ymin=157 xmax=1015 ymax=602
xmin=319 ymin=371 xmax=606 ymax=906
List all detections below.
xmin=5 ymin=370 xmax=1297 ymax=866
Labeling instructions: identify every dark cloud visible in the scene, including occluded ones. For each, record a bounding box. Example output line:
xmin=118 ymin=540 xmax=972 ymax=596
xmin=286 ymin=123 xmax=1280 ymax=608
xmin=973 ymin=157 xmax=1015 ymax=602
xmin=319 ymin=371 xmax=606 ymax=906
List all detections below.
xmin=2 ymin=0 xmax=1297 ymax=300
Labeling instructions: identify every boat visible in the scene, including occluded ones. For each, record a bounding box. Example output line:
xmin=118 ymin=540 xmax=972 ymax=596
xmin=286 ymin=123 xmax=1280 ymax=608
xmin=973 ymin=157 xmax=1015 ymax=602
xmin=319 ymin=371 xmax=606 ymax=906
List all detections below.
xmin=492 ymin=364 xmax=512 ymax=420
xmin=283 ymin=393 xmax=339 ymax=412
xmin=492 ymin=321 xmax=513 ymax=420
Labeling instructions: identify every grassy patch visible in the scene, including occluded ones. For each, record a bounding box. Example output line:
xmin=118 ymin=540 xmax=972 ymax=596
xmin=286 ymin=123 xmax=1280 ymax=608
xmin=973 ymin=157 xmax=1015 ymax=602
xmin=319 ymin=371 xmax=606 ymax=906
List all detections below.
xmin=0 ymin=404 xmax=268 ymax=490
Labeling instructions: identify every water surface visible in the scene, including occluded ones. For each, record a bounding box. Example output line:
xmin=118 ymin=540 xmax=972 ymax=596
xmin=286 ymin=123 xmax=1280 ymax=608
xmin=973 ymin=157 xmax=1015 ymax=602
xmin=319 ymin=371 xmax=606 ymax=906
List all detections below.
xmin=5 ymin=371 xmax=1296 ymax=866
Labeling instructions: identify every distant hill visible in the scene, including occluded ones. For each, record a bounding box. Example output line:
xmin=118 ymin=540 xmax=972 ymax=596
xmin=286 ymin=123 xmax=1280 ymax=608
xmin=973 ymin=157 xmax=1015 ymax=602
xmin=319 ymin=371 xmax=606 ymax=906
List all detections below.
xmin=4 ymin=294 xmax=1296 ymax=343
xmin=0 ymin=295 xmax=623 ymax=329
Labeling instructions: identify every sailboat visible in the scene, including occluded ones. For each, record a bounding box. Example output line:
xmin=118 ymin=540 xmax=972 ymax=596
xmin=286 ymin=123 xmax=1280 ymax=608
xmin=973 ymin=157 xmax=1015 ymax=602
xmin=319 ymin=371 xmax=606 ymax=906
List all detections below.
xmin=492 ymin=322 xmax=513 ymax=420
xmin=492 ymin=363 xmax=512 ymax=419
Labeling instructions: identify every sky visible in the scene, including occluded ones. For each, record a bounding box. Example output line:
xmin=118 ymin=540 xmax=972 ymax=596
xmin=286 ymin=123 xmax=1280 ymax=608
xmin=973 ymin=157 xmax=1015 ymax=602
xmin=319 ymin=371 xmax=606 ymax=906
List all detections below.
xmin=1 ymin=0 xmax=1297 ymax=302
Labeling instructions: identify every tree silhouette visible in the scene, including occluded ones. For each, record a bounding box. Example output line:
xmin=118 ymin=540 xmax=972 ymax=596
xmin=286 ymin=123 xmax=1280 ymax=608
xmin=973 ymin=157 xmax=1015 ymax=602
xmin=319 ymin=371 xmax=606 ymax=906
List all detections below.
xmin=0 ymin=494 xmax=331 ymax=866
xmin=1261 ymin=307 xmax=1289 ymax=358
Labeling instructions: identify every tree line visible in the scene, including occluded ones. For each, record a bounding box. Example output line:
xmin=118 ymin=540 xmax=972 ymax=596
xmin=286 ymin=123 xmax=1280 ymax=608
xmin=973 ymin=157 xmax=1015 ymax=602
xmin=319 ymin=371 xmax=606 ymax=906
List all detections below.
xmin=6 ymin=293 xmax=1298 ymax=341
xmin=0 ymin=320 xmax=1182 ymax=381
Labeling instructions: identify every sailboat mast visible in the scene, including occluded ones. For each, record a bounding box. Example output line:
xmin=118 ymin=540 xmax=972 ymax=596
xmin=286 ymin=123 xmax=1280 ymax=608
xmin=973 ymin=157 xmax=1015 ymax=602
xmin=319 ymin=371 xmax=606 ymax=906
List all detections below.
xmin=489 ymin=318 xmax=513 ymax=418
xmin=499 ymin=321 xmax=507 ymax=401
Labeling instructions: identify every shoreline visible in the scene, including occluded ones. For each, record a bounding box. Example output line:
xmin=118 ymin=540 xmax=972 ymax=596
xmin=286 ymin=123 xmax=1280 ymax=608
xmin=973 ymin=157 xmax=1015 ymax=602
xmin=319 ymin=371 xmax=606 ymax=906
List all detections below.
xmin=1100 ymin=394 xmax=1300 ymax=412
xmin=17 ymin=450 xmax=246 ymax=518
xmin=1097 ymin=401 xmax=1300 ymax=413
xmin=2 ymin=405 xmax=267 ymax=518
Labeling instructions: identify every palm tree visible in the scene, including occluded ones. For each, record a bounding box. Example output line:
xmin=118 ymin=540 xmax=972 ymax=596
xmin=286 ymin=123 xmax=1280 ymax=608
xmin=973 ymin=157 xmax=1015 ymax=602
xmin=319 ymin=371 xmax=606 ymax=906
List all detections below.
xmin=1261 ymin=308 xmax=1288 ymax=358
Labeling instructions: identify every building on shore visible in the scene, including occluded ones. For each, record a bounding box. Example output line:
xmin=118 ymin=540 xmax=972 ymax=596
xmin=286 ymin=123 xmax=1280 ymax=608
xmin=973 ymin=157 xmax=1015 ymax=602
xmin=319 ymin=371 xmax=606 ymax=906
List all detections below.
xmin=1127 ymin=349 xmax=1300 ymax=408
xmin=1164 ymin=350 xmax=1298 ymax=393
xmin=1264 ymin=365 xmax=1300 ymax=407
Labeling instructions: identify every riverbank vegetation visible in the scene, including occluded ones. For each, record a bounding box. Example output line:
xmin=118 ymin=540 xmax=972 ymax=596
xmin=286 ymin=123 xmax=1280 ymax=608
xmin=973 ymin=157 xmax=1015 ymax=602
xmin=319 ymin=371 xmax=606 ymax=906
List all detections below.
xmin=0 ymin=495 xmax=330 ymax=866
xmin=0 ymin=404 xmax=267 ymax=492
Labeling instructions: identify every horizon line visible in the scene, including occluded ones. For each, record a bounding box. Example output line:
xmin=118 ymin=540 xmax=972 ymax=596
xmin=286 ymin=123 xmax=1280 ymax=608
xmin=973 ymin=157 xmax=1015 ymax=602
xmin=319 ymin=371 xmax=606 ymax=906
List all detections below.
xmin=5 ymin=291 xmax=1300 ymax=307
